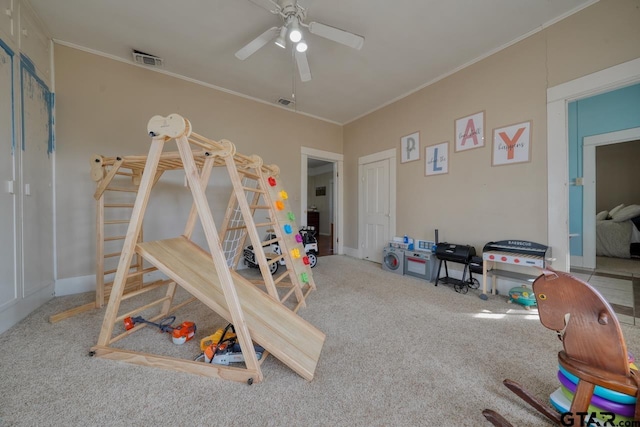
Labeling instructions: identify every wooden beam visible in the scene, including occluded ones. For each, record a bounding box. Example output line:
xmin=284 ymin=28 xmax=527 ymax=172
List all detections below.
xmin=96 ymin=137 xmax=165 ymax=347
xmin=90 ymin=346 xmax=261 ymax=384
xmin=176 ymin=135 xmax=264 ymax=382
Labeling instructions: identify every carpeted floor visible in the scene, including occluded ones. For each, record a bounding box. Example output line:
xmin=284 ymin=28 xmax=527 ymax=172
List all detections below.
xmin=1 ymin=255 xmax=639 ymax=426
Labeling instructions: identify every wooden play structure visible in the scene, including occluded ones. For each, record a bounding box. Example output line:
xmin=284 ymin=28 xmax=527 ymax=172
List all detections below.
xmin=50 ymin=113 xmax=317 ymax=323
xmin=483 ymin=269 xmax=639 ymax=425
xmin=89 ymin=114 xmax=324 ymax=384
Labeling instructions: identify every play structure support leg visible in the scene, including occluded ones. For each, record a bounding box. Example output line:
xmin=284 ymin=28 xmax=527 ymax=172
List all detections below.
xmin=176 ymin=134 xmax=262 ymax=381
xmin=96 ymin=137 xmax=166 ymax=347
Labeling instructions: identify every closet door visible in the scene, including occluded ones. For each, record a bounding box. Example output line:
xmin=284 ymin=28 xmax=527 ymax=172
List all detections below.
xmin=20 ymin=54 xmax=54 ymax=297
xmin=0 ymin=39 xmax=17 ymax=309
xmin=19 ymin=3 xmax=54 ymax=298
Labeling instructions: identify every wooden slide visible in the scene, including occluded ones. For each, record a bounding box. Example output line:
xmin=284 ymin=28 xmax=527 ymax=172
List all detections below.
xmin=137 ymin=236 xmax=325 ymax=381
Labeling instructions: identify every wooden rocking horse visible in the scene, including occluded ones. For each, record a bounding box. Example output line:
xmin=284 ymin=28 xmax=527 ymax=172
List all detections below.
xmin=483 ymin=268 xmax=640 ymax=426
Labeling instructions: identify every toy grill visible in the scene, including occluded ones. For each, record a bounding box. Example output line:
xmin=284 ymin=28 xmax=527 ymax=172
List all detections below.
xmin=434 ymin=243 xmax=480 ymax=293
xmin=435 ymin=243 xmax=476 ymax=263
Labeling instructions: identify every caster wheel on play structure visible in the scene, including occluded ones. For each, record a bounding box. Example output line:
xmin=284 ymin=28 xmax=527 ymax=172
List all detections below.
xmin=468 ymin=278 xmax=480 ymax=289
xmin=88 ymin=351 xmax=96 ymax=357
xmin=247 ymin=378 xmax=254 ymax=385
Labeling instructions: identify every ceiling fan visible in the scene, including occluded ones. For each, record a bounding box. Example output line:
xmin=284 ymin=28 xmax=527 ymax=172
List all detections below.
xmin=235 ymin=0 xmax=364 ymax=82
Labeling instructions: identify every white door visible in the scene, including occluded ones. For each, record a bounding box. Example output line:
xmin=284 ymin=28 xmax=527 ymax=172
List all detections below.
xmin=20 ymin=61 xmax=54 ymax=297
xmin=0 ymin=40 xmax=17 ymax=309
xmin=362 ymin=159 xmax=390 ymax=262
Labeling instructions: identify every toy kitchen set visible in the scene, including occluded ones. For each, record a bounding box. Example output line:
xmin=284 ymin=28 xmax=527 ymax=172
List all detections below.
xmin=382 ymin=235 xmax=438 ymax=283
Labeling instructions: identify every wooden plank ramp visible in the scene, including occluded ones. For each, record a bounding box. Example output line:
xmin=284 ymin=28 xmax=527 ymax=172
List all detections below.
xmin=136 ymin=236 xmax=325 ymax=381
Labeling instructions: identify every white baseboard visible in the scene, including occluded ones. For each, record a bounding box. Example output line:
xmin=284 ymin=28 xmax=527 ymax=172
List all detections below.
xmin=343 ymin=246 xmax=360 ymax=258
xmin=55 ymin=274 xmax=96 ymax=296
xmin=0 ymin=283 xmax=54 ymax=335
xmin=570 ymin=255 xmax=596 ymax=270
xmin=570 ymin=255 xmax=585 ymax=268
xmin=54 ymin=270 xmax=169 ymax=297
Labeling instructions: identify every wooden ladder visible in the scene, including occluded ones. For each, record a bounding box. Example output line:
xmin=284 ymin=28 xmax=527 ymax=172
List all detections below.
xmin=49 ymin=155 xmax=176 ymax=323
xmin=217 ymin=153 xmax=314 ymax=310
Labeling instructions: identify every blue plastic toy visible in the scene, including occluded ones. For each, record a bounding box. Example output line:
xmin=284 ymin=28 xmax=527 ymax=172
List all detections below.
xmin=508 ymin=286 xmax=537 ymax=308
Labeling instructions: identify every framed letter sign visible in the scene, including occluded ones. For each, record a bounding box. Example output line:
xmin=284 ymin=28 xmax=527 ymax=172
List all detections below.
xmin=492 ymin=121 xmax=532 ymax=166
xmin=425 ymin=142 xmax=449 ymax=176
xmin=400 ymin=131 xmax=420 ymax=163
xmin=455 ymin=111 xmax=484 ymax=152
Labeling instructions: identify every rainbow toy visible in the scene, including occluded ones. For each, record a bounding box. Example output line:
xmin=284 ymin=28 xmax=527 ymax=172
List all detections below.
xmin=550 ymin=354 xmax=638 ymax=421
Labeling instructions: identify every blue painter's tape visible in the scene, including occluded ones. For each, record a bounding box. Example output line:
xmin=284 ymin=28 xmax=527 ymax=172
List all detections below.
xmin=20 ymin=53 xmax=54 ymax=155
xmin=49 ymin=92 xmax=55 ymax=153
xmin=0 ymin=37 xmax=15 ymax=57
xmin=20 ymin=53 xmax=35 ymax=74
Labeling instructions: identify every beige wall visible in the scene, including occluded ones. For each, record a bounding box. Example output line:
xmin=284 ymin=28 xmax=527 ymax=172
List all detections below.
xmin=343 ymin=0 xmax=640 ymax=252
xmin=596 ymin=140 xmax=640 ymax=212
xmin=55 ymin=0 xmax=640 ymax=279
xmin=54 ymin=45 xmax=342 ymax=279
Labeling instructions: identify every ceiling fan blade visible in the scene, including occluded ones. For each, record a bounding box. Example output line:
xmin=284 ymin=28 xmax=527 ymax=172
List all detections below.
xmin=235 ymin=26 xmax=280 ymax=60
xmin=308 ymin=21 xmax=364 ymax=50
xmin=295 ymin=50 xmax=312 ymax=82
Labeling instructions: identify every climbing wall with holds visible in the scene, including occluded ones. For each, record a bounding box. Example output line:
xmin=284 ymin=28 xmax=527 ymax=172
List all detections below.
xmin=263 ymin=175 xmax=316 ymax=293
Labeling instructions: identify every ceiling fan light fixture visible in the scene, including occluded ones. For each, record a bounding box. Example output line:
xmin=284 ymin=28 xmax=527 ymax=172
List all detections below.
xmin=275 ymin=26 xmax=288 ymax=48
xmin=288 ymin=19 xmax=302 ymax=43
xmin=296 ymin=40 xmax=307 ymax=53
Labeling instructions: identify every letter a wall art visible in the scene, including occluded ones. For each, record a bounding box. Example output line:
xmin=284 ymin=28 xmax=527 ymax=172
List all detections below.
xmin=455 ymin=111 xmax=484 ymax=152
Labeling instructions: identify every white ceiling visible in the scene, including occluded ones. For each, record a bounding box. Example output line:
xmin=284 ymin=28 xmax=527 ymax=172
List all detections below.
xmin=27 ymin=0 xmax=597 ymax=124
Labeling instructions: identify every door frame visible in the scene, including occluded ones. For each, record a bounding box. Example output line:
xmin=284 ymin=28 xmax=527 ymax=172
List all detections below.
xmin=357 ymin=148 xmax=396 ymax=260
xmin=301 ymin=147 xmax=343 ymax=255
xmin=547 ymin=57 xmax=640 ymax=271
xmin=579 ymin=127 xmax=640 ymax=268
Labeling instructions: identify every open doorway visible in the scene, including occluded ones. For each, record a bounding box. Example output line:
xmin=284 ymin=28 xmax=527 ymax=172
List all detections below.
xmin=307 ymin=158 xmax=334 ymax=257
xmin=547 ymin=59 xmax=640 ymax=325
xmin=300 ymin=147 xmax=343 ymax=257
xmin=547 ymin=57 xmax=640 ymax=272
xmin=582 ymin=133 xmax=640 ymax=273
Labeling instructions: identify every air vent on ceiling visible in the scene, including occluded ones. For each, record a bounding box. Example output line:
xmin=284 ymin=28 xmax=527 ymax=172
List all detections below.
xmin=132 ymin=50 xmax=164 ymax=67
xmin=277 ymin=97 xmax=295 ymax=106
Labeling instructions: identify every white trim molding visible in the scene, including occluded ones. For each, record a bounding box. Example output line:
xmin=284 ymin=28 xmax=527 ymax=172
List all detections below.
xmin=301 ymin=147 xmax=344 ymax=255
xmin=581 ymin=127 xmax=640 ymax=268
xmin=547 ymin=57 xmax=640 ymax=272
